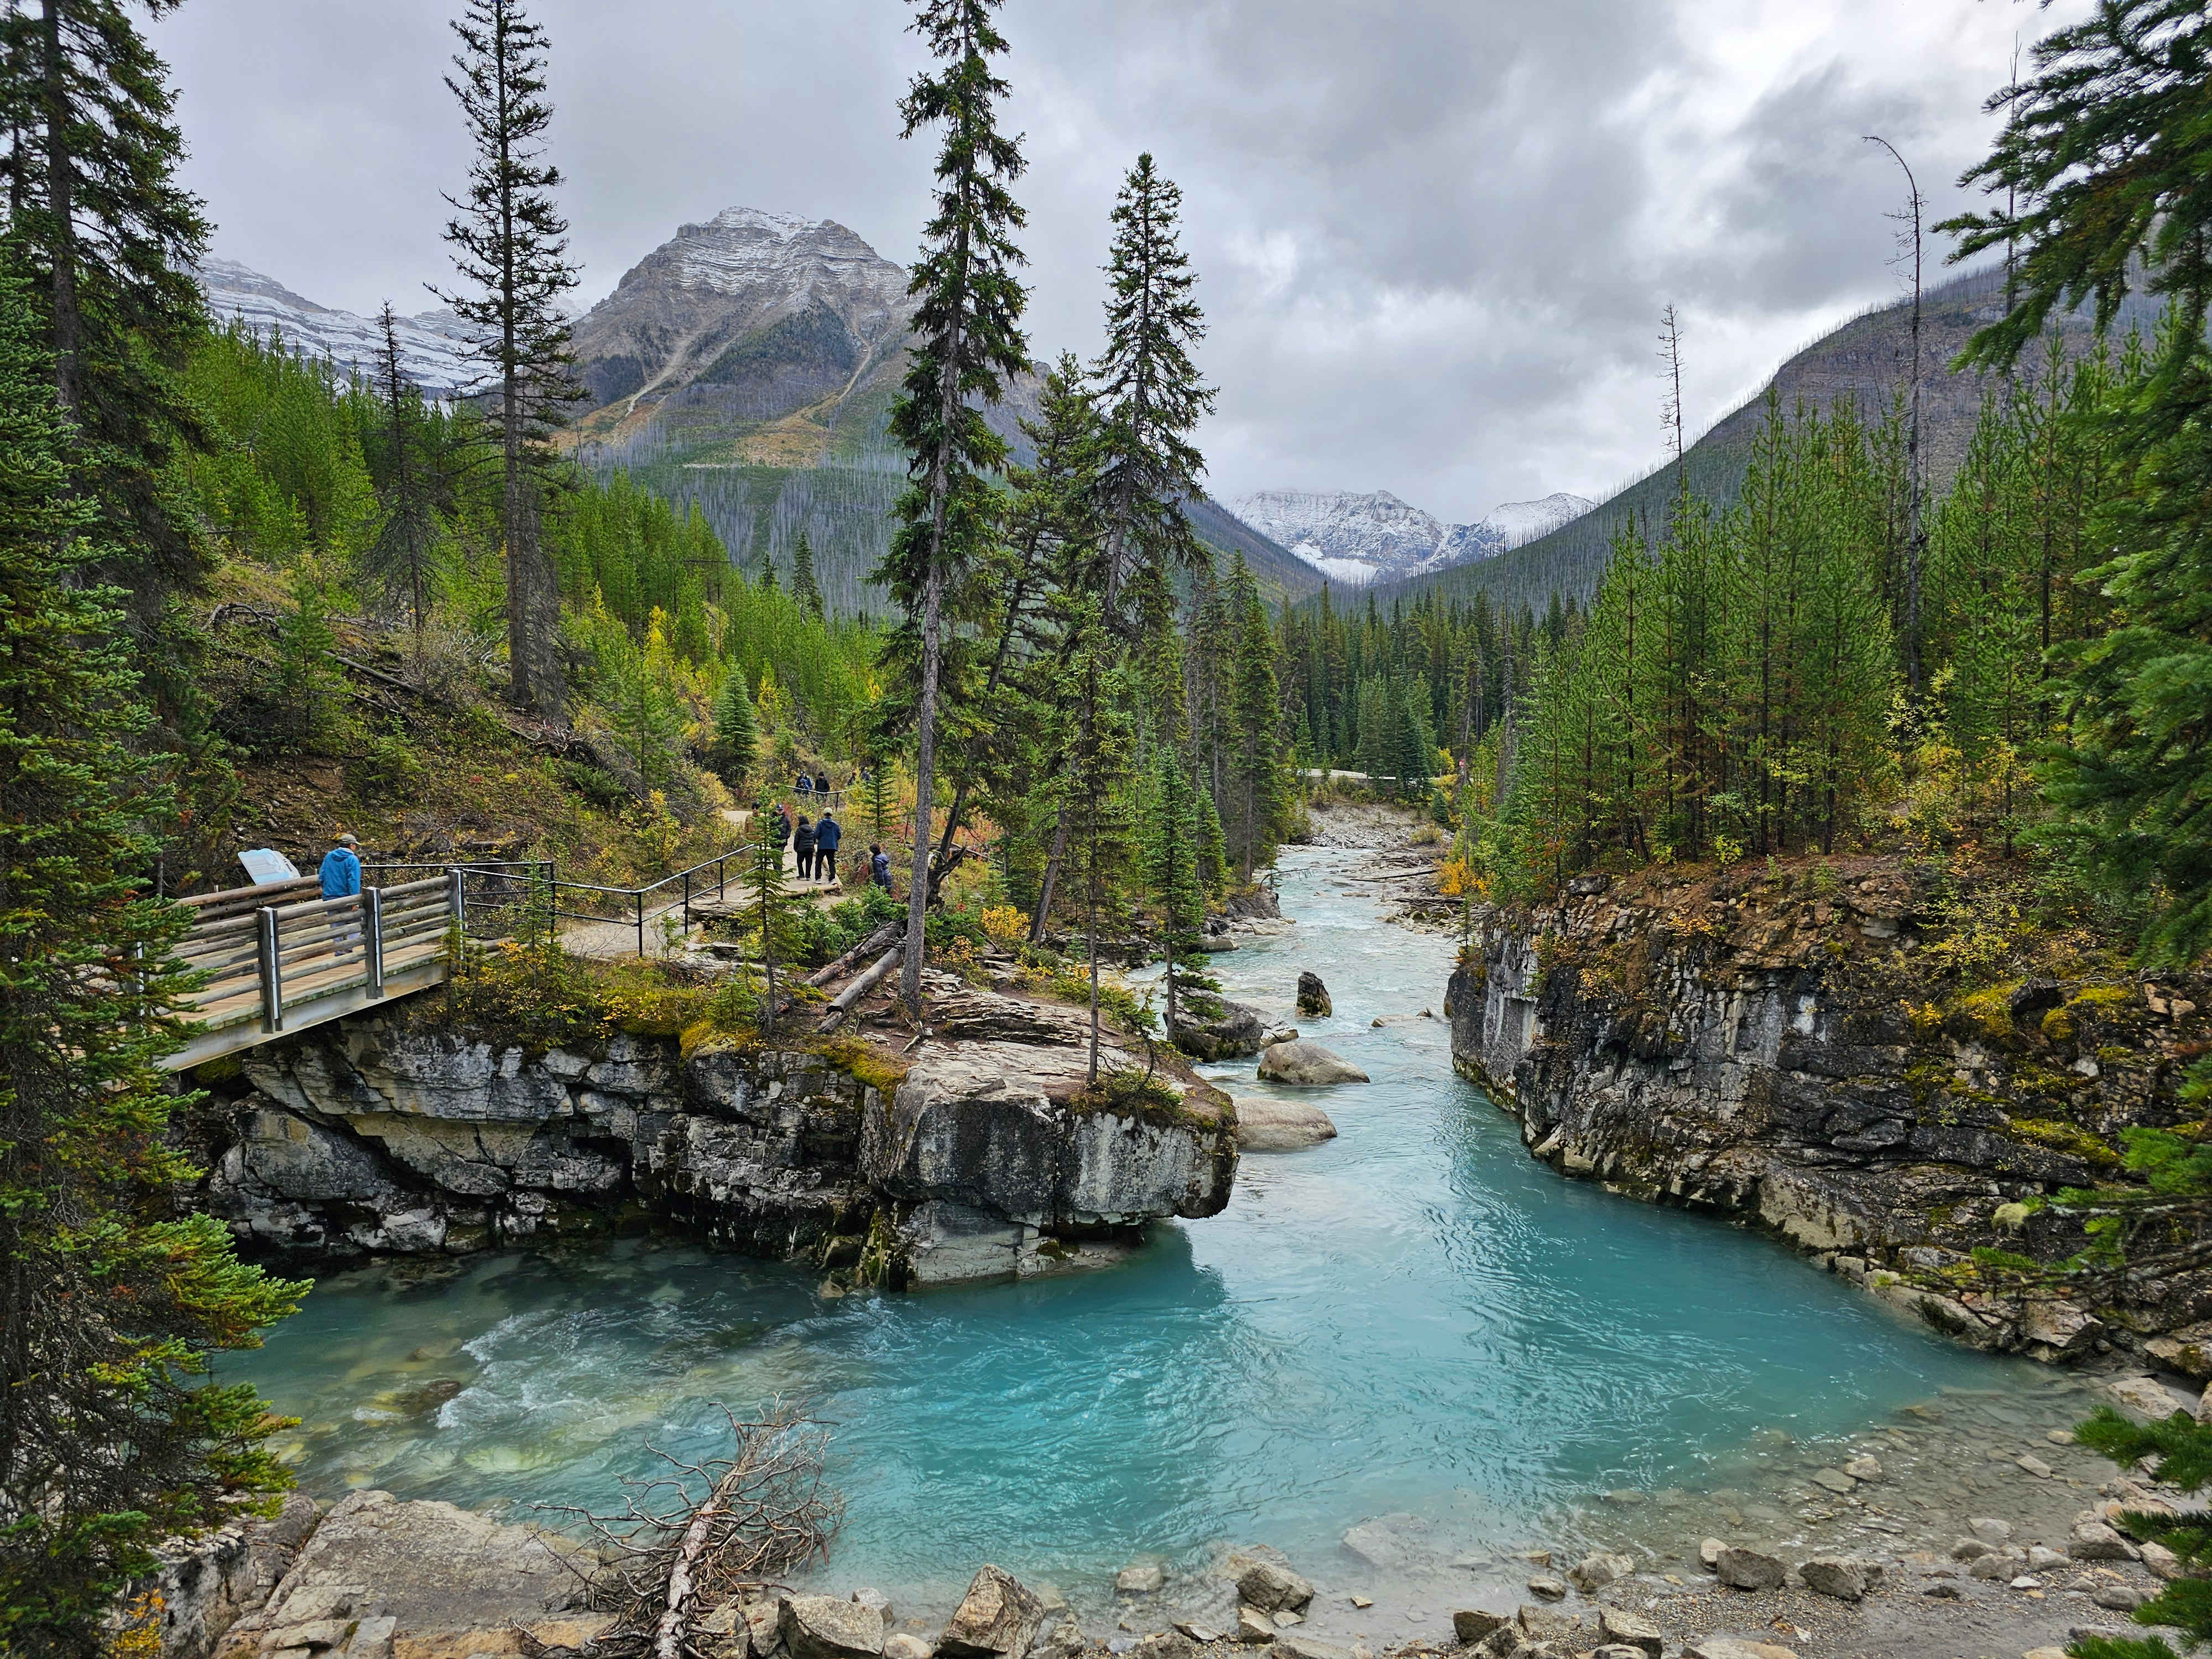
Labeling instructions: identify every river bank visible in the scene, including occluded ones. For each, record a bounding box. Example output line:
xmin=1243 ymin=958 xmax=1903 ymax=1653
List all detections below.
xmin=184 ymin=805 xmax=2200 ymax=1659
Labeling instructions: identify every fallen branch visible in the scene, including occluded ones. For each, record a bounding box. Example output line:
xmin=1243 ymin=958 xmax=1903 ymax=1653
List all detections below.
xmin=536 ymin=1401 xmax=841 ymax=1659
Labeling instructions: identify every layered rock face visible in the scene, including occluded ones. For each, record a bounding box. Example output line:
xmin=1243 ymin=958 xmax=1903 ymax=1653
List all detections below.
xmin=200 ymin=1008 xmax=1235 ymax=1287
xmin=1445 ymin=862 xmax=2210 ymax=1362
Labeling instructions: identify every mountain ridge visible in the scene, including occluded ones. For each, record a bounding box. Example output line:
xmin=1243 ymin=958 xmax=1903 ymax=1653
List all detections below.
xmin=1229 ymin=487 xmax=1592 ymax=587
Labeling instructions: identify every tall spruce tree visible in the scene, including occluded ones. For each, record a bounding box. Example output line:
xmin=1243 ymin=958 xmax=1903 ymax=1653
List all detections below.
xmin=0 ymin=0 xmax=209 ymax=616
xmin=433 ymin=0 xmax=581 ymax=722
xmin=791 ymin=528 xmax=824 ymax=619
xmin=1227 ymin=554 xmax=1284 ymax=879
xmin=362 ymin=301 xmax=445 ymax=638
xmin=707 ymin=667 xmax=758 ymax=791
xmin=1091 ymin=152 xmax=1215 ymax=629
xmin=0 ymin=273 xmax=302 ymax=1654
xmin=880 ymin=0 xmax=1029 ymax=1013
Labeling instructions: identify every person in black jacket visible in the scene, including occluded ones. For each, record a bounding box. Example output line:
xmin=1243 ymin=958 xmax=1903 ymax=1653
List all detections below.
xmin=770 ymin=802 xmax=792 ymax=858
xmin=793 ymin=814 xmax=816 ymax=881
xmin=813 ymin=811 xmax=842 ymax=884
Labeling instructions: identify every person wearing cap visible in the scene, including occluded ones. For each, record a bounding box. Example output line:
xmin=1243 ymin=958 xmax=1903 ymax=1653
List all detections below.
xmin=321 ymin=832 xmax=362 ymax=962
xmin=813 ymin=810 xmax=841 ymax=884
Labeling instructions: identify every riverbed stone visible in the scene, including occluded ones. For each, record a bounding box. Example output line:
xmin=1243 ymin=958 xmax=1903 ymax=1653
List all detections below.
xmin=1970 ymin=1517 xmax=2013 ymax=1542
xmin=2110 ymin=1375 xmax=2188 ymax=1419
xmin=1568 ymin=1552 xmax=1634 ymax=1592
xmin=1116 ymin=1562 xmax=1165 ymax=1594
xmin=2070 ymin=1520 xmax=2141 ymax=1561
xmin=1236 ymin=1607 xmax=1276 ymax=1644
xmin=1451 ymin=1610 xmax=1508 ymax=1644
xmin=1843 ymin=1454 xmax=1882 ymax=1480
xmin=1684 ymin=1642 xmax=1798 ymax=1659
xmin=1809 ymin=1466 xmax=1856 ymax=1494
xmin=1714 ymin=1546 xmax=1786 ymax=1591
xmin=1170 ymin=995 xmax=1269 ymax=1060
xmin=1237 ymin=1561 xmax=1315 ymax=1613
xmin=1296 ymin=974 xmax=1333 ymax=1017
xmin=1234 ymin=1097 xmax=1339 ymax=1152
xmin=1524 ymin=1575 xmax=1568 ymax=1602
xmin=882 ymin=1636 xmax=933 ymax=1659
xmin=2144 ymin=1541 xmax=2183 ymax=1579
xmin=1798 ymin=1558 xmax=1870 ymax=1601
xmin=1698 ymin=1538 xmax=1727 ymax=1570
xmin=1596 ymin=1607 xmax=1663 ymax=1657
xmin=781 ymin=1595 xmax=885 ymax=1659
xmin=1271 ymin=1635 xmax=1352 ymax=1659
xmin=1256 ymin=1041 xmax=1369 ymax=1086
xmin=937 ymin=1566 xmax=1044 ymax=1659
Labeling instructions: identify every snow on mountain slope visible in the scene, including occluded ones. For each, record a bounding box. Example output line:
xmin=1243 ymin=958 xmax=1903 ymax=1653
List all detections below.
xmin=1229 ymin=487 xmax=1595 ymax=586
xmin=195 ymin=257 xmax=480 ymax=396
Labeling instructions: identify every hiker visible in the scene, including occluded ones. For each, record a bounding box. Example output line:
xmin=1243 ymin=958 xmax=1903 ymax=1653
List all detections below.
xmin=795 ymin=774 xmax=812 ymax=797
xmin=870 ymin=842 xmax=891 ymax=893
xmin=770 ymin=801 xmax=792 ymax=856
xmin=794 ymin=814 xmax=816 ymax=881
xmin=813 ymin=772 xmax=830 ymax=797
xmin=320 ymin=832 xmax=362 ymax=962
xmin=814 ymin=810 xmax=841 ymax=884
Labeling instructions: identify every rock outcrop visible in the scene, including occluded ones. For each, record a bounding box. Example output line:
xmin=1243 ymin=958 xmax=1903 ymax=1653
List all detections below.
xmin=1446 ymin=858 xmax=2212 ymax=1360
xmin=196 ymin=1000 xmax=1238 ymax=1289
xmin=1296 ymin=973 xmax=1332 ymax=1017
xmin=1170 ymin=994 xmax=1270 ymax=1061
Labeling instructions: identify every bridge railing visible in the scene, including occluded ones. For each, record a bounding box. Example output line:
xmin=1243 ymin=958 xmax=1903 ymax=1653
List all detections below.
xmin=367 ymin=859 xmax=556 ymax=949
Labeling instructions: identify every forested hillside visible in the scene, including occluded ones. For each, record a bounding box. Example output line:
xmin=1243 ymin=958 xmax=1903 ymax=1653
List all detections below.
xmin=1369 ymin=262 xmax=2162 ymax=617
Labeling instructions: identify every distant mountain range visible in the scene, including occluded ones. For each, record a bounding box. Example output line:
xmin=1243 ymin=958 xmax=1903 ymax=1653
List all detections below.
xmin=195 ymin=258 xmax=481 ymax=397
xmin=1229 ymin=488 xmax=1591 ymax=587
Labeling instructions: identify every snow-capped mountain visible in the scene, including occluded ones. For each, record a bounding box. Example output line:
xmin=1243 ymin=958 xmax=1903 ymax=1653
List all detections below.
xmin=571 ymin=206 xmax=913 ymax=418
xmin=194 ymin=257 xmax=481 ymax=396
xmin=1228 ymin=488 xmax=1594 ymax=586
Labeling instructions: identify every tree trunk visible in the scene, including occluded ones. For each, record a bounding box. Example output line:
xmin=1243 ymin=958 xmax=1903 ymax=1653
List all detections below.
xmin=40 ymin=0 xmax=79 ymax=418
xmin=1029 ymin=808 xmax=1070 ymax=945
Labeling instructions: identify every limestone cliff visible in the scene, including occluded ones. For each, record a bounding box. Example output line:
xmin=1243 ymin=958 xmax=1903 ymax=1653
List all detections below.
xmin=190 ymin=1001 xmax=1236 ymax=1289
xmin=1444 ymin=856 xmax=2211 ymax=1364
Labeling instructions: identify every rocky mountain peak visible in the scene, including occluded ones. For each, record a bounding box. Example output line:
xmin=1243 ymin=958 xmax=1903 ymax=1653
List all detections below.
xmin=1229 ymin=486 xmax=1594 ymax=587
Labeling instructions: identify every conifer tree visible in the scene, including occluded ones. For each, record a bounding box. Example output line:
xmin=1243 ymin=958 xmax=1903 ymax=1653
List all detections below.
xmin=0 ymin=0 xmax=208 ymax=610
xmin=744 ymin=800 xmax=802 ymax=1036
xmin=434 ymin=0 xmax=582 ymax=721
xmin=880 ymin=0 xmax=1030 ymax=1014
xmin=1227 ymin=555 xmax=1284 ymax=880
xmin=707 ymin=667 xmax=758 ymax=791
xmin=1091 ymin=152 xmax=1214 ymax=630
xmin=0 ymin=273 xmax=302 ymax=1653
xmin=791 ymin=528 xmax=824 ymax=619
xmin=362 ymin=302 xmax=445 ymax=638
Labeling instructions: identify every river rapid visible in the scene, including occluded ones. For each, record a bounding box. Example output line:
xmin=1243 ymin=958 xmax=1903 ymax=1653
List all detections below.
xmin=226 ymin=843 xmax=2115 ymax=1642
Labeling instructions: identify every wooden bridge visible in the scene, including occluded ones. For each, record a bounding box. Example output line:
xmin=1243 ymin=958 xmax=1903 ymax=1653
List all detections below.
xmin=161 ymin=842 xmax=779 ymax=1071
xmin=163 ymin=873 xmax=465 ymax=1072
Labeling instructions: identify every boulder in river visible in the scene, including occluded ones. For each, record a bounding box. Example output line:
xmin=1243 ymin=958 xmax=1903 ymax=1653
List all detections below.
xmin=1713 ymin=1545 xmax=1786 ymax=1590
xmin=1235 ymin=1560 xmax=1314 ymax=1613
xmin=938 ymin=1566 xmax=1045 ymax=1659
xmin=1233 ymin=1097 xmax=1339 ymax=1152
xmin=1170 ymin=995 xmax=1270 ymax=1060
xmin=1296 ymin=973 xmax=1332 ymax=1017
xmin=1257 ymin=1040 xmax=1369 ymax=1086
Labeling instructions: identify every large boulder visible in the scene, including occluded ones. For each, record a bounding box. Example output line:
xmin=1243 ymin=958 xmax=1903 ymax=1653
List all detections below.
xmin=1170 ymin=996 xmax=1269 ymax=1060
xmin=937 ymin=1566 xmax=1044 ymax=1659
xmin=1256 ymin=1041 xmax=1369 ymax=1086
xmin=781 ymin=1594 xmax=885 ymax=1659
xmin=1296 ymin=973 xmax=1332 ymax=1017
xmin=862 ymin=1045 xmax=1235 ymax=1237
xmin=1234 ymin=1097 xmax=1338 ymax=1152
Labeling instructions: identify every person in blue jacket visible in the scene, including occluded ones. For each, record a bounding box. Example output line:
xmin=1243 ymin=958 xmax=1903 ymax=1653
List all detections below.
xmin=870 ymin=843 xmax=891 ymax=892
xmin=813 ymin=811 xmax=842 ymax=884
xmin=320 ymin=832 xmax=362 ymax=961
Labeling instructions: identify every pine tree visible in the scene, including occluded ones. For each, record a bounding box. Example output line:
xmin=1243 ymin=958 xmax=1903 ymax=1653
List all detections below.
xmin=1091 ymin=153 xmax=1215 ymax=630
xmin=361 ymin=302 xmax=446 ymax=637
xmin=1227 ymin=555 xmax=1284 ymax=880
xmin=0 ymin=273 xmax=303 ymax=1653
xmin=791 ymin=528 xmax=824 ymax=619
xmin=0 ymin=0 xmax=210 ymax=611
xmin=432 ymin=0 xmax=582 ymax=721
xmin=879 ymin=0 xmax=1030 ymax=1014
xmin=744 ymin=801 xmax=804 ymax=1036
xmin=707 ymin=667 xmax=758 ymax=791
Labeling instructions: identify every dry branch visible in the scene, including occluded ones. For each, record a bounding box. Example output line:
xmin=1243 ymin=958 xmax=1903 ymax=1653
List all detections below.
xmin=536 ymin=1401 xmax=842 ymax=1659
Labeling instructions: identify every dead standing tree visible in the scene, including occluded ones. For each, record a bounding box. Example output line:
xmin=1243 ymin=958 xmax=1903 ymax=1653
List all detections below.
xmin=1864 ymin=133 xmax=1928 ymax=698
xmin=534 ymin=1403 xmax=843 ymax=1659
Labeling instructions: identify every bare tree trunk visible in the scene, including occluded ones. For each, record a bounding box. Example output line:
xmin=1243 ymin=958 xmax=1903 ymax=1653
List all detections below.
xmin=1028 ymin=808 xmax=1070 ymax=946
xmin=39 ymin=0 xmax=79 ymax=418
xmin=1866 ymin=134 xmax=1926 ymax=697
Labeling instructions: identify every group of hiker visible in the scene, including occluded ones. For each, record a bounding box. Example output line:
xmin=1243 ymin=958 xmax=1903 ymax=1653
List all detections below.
xmin=762 ymin=799 xmax=892 ymax=892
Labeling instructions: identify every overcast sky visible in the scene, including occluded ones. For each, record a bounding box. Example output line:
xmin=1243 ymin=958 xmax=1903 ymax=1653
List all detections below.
xmin=149 ymin=0 xmax=2080 ymax=525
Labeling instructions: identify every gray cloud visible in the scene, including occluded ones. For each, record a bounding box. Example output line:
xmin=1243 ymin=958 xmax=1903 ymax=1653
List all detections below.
xmin=151 ymin=0 xmax=2078 ymax=524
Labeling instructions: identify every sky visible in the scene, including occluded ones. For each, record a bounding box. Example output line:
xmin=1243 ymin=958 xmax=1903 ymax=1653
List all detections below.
xmin=149 ymin=0 xmax=2084 ymax=526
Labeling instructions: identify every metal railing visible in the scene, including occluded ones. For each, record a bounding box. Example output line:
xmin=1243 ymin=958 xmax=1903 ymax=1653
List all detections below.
xmin=542 ymin=846 xmax=753 ymax=957
xmin=367 ymin=859 xmax=556 ymax=948
xmin=173 ymin=873 xmax=458 ymax=1047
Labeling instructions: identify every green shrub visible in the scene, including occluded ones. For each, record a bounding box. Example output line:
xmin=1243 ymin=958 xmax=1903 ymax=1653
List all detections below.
xmin=555 ymin=758 xmax=632 ymax=808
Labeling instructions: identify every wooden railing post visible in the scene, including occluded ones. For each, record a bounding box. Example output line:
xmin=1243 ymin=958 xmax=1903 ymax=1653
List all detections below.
xmin=364 ymin=888 xmax=385 ymax=997
xmin=257 ymin=907 xmax=283 ymax=1033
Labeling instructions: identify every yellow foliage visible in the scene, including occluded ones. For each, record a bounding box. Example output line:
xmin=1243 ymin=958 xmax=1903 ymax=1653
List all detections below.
xmin=980 ymin=905 xmax=1029 ymax=946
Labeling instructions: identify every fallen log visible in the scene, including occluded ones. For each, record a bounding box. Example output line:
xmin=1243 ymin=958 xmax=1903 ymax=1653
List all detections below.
xmin=817 ymin=942 xmax=905 ymax=1032
xmin=806 ymin=922 xmax=901 ymax=989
